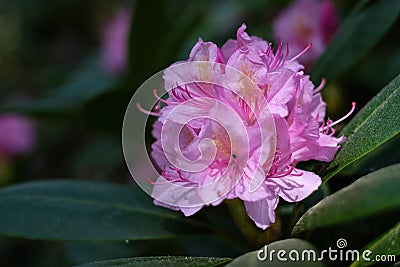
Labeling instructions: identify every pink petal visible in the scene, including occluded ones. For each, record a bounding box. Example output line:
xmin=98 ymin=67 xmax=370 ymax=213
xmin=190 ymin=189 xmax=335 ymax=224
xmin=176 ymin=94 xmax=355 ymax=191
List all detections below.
xmin=266 ymin=68 xmax=296 ymax=110
xmin=221 ymin=25 xmax=270 ymax=62
xmin=315 ymin=134 xmax=345 ymax=162
xmin=291 ymin=130 xmax=344 ymax=163
xmin=189 ymin=38 xmax=220 ymax=63
xmin=152 ymin=176 xmax=204 ymax=215
xmin=273 ymin=115 xmax=291 ymax=158
xmin=310 ymin=93 xmax=326 ymax=122
xmin=244 ymin=196 xmax=279 ymax=230
xmin=221 ymin=39 xmax=238 ymax=62
xmin=250 ymin=36 xmax=270 ymax=52
xmin=153 ymin=199 xmax=203 ymax=217
xmin=269 ymin=169 xmax=321 ymax=202
xmin=237 ymin=167 xmax=271 ymax=202
xmin=236 ymin=23 xmax=252 ymax=47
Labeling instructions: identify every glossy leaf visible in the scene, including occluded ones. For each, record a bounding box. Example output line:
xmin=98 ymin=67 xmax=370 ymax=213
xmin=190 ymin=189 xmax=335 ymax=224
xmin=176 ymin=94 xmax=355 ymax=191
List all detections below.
xmin=324 ymin=74 xmax=400 ymax=182
xmin=292 ymin=164 xmax=400 ymax=235
xmin=75 ymin=256 xmax=232 ymax=267
xmin=312 ymin=0 xmax=400 ymax=82
xmin=226 ymin=238 xmax=325 ymax=267
xmin=65 ymin=242 xmax=140 ymax=266
xmin=0 ymin=180 xmax=209 ymax=241
xmin=350 ymin=220 xmax=400 ymax=267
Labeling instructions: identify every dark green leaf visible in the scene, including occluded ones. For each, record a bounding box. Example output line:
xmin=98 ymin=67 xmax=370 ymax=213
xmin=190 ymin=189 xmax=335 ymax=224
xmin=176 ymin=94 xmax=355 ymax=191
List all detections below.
xmin=0 ymin=180 xmax=209 ymax=241
xmin=292 ymin=164 xmax=400 ymax=235
xmin=71 ymin=137 xmax=123 ymax=178
xmin=65 ymin=242 xmax=139 ymax=266
xmin=337 ymin=134 xmax=400 ymax=178
xmin=324 ymin=74 xmax=400 ymax=182
xmin=1 ymin=57 xmax=118 ymax=116
xmin=312 ymin=0 xmax=400 ymax=81
xmin=75 ymin=256 xmax=232 ymax=267
xmin=226 ymin=238 xmax=325 ymax=267
xmin=351 ymin=221 xmax=400 ymax=267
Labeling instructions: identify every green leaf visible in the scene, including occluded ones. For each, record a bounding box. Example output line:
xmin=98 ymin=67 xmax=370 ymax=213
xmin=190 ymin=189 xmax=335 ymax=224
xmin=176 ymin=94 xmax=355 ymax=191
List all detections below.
xmin=65 ymin=242 xmax=141 ymax=266
xmin=1 ymin=57 xmax=118 ymax=116
xmin=324 ymin=74 xmax=400 ymax=182
xmin=292 ymin=163 xmax=400 ymax=235
xmin=226 ymin=238 xmax=325 ymax=267
xmin=350 ymin=221 xmax=400 ymax=267
xmin=74 ymin=256 xmax=232 ymax=267
xmin=0 ymin=180 xmax=210 ymax=241
xmin=311 ymin=0 xmax=400 ymax=82
xmin=71 ymin=137 xmax=123 ymax=178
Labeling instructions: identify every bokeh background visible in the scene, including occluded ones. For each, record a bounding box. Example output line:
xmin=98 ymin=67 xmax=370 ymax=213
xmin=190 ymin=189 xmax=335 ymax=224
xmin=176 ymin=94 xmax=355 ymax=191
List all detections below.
xmin=0 ymin=0 xmax=399 ymax=266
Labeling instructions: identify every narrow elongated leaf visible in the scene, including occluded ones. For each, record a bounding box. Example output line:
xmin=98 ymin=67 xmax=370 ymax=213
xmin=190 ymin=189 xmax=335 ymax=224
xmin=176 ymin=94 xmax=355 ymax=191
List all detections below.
xmin=0 ymin=180 xmax=209 ymax=241
xmin=324 ymin=74 xmax=400 ymax=182
xmin=65 ymin=242 xmax=141 ymax=266
xmin=75 ymin=256 xmax=232 ymax=267
xmin=312 ymin=0 xmax=400 ymax=81
xmin=351 ymin=221 xmax=400 ymax=267
xmin=226 ymin=238 xmax=325 ymax=267
xmin=292 ymin=164 xmax=400 ymax=235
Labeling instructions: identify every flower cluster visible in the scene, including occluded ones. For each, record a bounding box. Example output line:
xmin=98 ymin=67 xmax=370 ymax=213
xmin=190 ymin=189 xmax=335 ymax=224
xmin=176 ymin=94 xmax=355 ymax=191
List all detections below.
xmin=273 ymin=0 xmax=338 ymax=64
xmin=101 ymin=5 xmax=132 ymax=76
xmin=145 ymin=24 xmax=353 ymax=229
xmin=0 ymin=114 xmax=34 ymax=163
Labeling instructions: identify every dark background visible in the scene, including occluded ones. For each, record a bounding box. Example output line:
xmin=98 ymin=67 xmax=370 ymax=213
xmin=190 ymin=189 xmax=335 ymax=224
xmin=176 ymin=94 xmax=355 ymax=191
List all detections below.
xmin=0 ymin=0 xmax=399 ymax=266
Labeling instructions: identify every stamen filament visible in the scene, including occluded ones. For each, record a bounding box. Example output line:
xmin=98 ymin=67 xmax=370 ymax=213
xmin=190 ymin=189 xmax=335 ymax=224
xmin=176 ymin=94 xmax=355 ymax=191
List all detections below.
xmin=323 ymin=102 xmax=356 ymax=130
xmin=136 ymin=102 xmax=161 ymax=116
xmin=313 ymin=78 xmax=326 ymax=94
xmin=288 ymin=43 xmax=312 ymax=62
xmin=153 ymin=89 xmax=168 ymax=104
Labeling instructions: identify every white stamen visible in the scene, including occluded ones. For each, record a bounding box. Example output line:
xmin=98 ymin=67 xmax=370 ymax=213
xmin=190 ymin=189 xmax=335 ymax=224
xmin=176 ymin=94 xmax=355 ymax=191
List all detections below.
xmin=323 ymin=102 xmax=356 ymax=130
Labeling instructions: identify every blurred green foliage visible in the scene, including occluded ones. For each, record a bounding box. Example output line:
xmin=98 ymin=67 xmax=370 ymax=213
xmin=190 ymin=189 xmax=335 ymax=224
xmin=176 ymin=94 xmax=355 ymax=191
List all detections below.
xmin=0 ymin=0 xmax=399 ymax=266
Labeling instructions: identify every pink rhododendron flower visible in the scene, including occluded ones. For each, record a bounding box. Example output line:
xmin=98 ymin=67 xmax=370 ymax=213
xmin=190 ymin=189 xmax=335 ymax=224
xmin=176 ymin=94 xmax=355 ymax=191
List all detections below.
xmin=0 ymin=114 xmax=35 ymax=158
xmin=101 ymin=6 xmax=132 ymax=76
xmin=273 ymin=0 xmax=338 ymax=64
xmin=142 ymin=24 xmax=354 ymax=230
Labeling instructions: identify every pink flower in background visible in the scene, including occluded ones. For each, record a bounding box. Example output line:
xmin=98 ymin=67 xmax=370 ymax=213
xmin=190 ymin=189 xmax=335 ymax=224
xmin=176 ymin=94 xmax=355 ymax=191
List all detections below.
xmin=273 ymin=0 xmax=338 ymax=64
xmin=101 ymin=6 xmax=132 ymax=76
xmin=143 ymin=24 xmax=353 ymax=229
xmin=0 ymin=114 xmax=35 ymax=158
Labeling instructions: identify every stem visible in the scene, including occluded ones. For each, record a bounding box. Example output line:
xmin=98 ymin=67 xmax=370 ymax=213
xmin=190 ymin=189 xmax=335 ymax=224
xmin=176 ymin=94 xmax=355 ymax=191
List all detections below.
xmin=225 ymin=198 xmax=282 ymax=248
xmin=287 ymin=202 xmax=303 ymax=236
xmin=185 ymin=217 xmax=249 ymax=249
xmin=208 ymin=223 xmax=251 ymax=249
